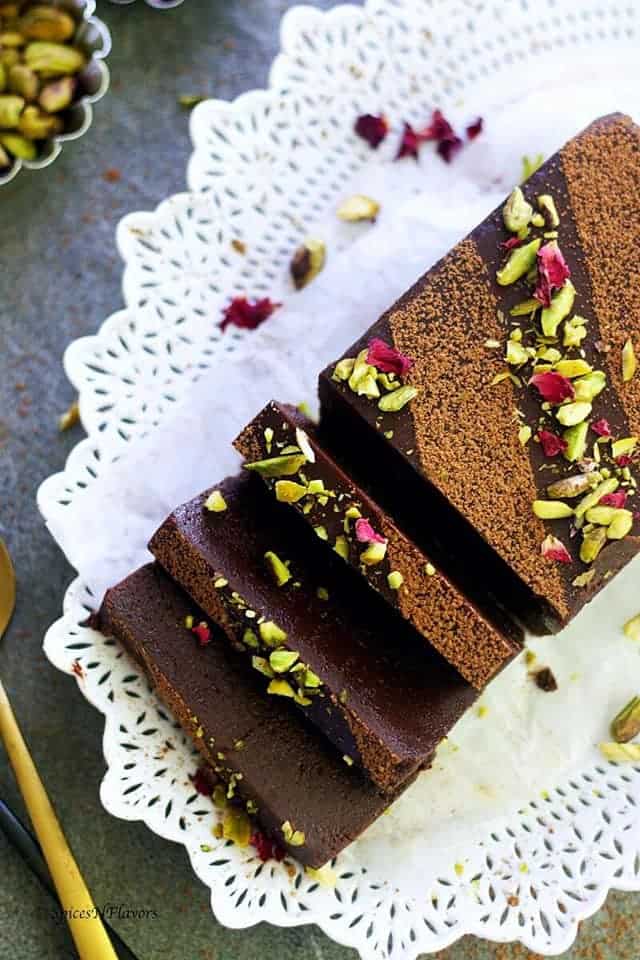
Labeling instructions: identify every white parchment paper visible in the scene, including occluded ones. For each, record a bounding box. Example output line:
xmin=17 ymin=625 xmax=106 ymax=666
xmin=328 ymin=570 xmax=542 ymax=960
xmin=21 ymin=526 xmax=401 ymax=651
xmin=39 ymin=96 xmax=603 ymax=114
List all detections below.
xmin=45 ymin=57 xmax=640 ymax=887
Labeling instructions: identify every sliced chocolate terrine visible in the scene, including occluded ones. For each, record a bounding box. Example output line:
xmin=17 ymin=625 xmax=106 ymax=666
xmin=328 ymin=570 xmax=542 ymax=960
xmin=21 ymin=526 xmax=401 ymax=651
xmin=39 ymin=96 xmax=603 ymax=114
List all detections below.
xmin=319 ymin=114 xmax=640 ymax=634
xmin=98 ymin=563 xmax=399 ymax=868
xmin=233 ymin=400 xmax=522 ymax=688
xmin=149 ymin=473 xmax=476 ymax=794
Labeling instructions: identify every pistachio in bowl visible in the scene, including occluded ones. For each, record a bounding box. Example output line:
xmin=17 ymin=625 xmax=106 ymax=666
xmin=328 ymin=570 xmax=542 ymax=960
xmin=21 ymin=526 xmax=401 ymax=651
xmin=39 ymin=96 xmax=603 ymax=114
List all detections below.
xmin=0 ymin=0 xmax=110 ymax=185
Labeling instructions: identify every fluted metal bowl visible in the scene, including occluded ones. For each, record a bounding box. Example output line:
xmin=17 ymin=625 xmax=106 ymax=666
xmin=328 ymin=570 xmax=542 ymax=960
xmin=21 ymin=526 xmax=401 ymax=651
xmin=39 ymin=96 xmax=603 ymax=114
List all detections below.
xmin=0 ymin=0 xmax=111 ymax=186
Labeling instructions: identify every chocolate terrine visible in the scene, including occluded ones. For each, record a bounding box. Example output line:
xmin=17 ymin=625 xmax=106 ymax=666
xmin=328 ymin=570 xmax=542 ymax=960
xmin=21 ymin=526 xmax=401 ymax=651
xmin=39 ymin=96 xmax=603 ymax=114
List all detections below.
xmin=149 ymin=473 xmax=476 ymax=793
xmin=319 ymin=114 xmax=640 ymax=634
xmin=98 ymin=563 xmax=400 ymax=868
xmin=234 ymin=400 xmax=522 ymax=688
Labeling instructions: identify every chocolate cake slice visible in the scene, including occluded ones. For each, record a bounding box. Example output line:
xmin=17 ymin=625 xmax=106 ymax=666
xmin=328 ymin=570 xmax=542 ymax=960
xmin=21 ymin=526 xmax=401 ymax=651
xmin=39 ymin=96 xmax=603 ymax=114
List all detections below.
xmin=319 ymin=114 xmax=640 ymax=634
xmin=98 ymin=563 xmax=399 ymax=868
xmin=149 ymin=473 xmax=476 ymax=793
xmin=233 ymin=400 xmax=522 ymax=688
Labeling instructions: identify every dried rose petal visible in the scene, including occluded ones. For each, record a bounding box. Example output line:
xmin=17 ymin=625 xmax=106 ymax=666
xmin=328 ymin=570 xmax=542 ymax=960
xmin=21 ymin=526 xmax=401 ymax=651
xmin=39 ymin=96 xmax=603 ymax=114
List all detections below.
xmin=616 ymin=454 xmax=634 ymax=467
xmin=395 ymin=121 xmax=421 ymax=160
xmin=437 ymin=135 xmax=463 ymax=164
xmin=501 ymin=236 xmax=522 ymax=251
xmin=541 ymin=534 xmax=572 ymax=564
xmin=466 ymin=116 xmax=483 ymax=140
xmin=251 ymin=831 xmax=286 ymax=862
xmin=530 ymin=371 xmax=574 ymax=404
xmin=600 ymin=491 xmax=627 ymax=508
xmin=354 ymin=113 xmax=389 ymax=149
xmin=192 ymin=622 xmax=212 ymax=646
xmin=419 ymin=109 xmax=456 ymax=142
xmin=354 ymin=518 xmax=387 ymax=544
xmin=534 ymin=243 xmax=571 ymax=308
xmin=220 ymin=296 xmax=280 ymax=332
xmin=190 ymin=767 xmax=214 ymax=796
xmin=537 ymin=429 xmax=568 ymax=458
xmin=591 ymin=418 xmax=611 ymax=437
xmin=366 ymin=337 xmax=414 ymax=376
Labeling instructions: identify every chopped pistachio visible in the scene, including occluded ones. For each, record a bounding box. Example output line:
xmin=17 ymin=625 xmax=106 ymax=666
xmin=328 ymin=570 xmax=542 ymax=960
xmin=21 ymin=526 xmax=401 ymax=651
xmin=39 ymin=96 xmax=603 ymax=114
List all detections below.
xmin=349 ymin=349 xmax=380 ymax=397
xmin=574 ymin=477 xmax=619 ymax=518
xmin=302 ymin=668 xmax=322 ymax=688
xmin=263 ymin=426 xmax=274 ymax=453
xmin=599 ymin=742 xmax=640 ymax=763
xmin=295 ymin=427 xmax=315 ymax=463
xmin=337 ymin=194 xmax=379 ymax=222
xmin=556 ymin=401 xmax=592 ymax=427
xmin=306 ymin=478 xmax=325 ymax=495
xmin=537 ymin=346 xmax=562 ymax=363
xmin=259 ymin=621 xmax=287 ymax=646
xmin=573 ymin=371 xmax=606 ymax=402
xmin=531 ymin=212 xmax=545 ymax=228
xmin=537 ymin=194 xmax=560 ymax=228
xmin=58 ymin=400 xmax=79 ymax=432
xmin=585 ymin=505 xmax=618 ymax=526
xmin=554 ymin=359 xmax=592 ymax=379
xmin=343 ymin=505 xmax=362 ymax=533
xmin=579 ymin=525 xmax=607 ymax=564
xmin=496 ymin=238 xmax=541 ymax=286
xmin=290 ymin=238 xmax=326 ymax=289
xmin=425 ymin=562 xmax=436 ymax=576
xmin=242 ymin=628 xmax=259 ymax=649
xmin=306 ymin=864 xmax=338 ymax=887
xmin=274 ymin=479 xmax=308 ymax=503
xmin=623 ymin=613 xmax=640 ymax=641
xmin=521 ymin=153 xmax=544 ymax=181
xmin=316 ymin=586 xmax=329 ymax=601
xmin=484 ymin=338 xmax=502 ymax=348
xmin=244 ymin=454 xmax=306 ymax=478
xmin=518 ymin=425 xmax=532 ymax=446
xmin=212 ymin=784 xmax=227 ymax=809
xmin=622 ymin=338 xmax=637 ymax=383
xmin=269 ymin=650 xmax=299 ymax=673
xmin=214 ymin=576 xmax=228 ymax=588
xmin=607 ymin=510 xmax=634 ymax=540
xmin=532 ymin=500 xmax=573 ymax=520
xmin=281 ymin=820 xmax=306 ymax=846
xmin=222 ymin=807 xmax=251 ymax=847
xmin=332 ymin=357 xmax=355 ymax=382
xmin=563 ymin=421 xmax=589 ymax=463
xmin=184 ymin=615 xmax=194 ymax=629
xmin=611 ymin=696 xmax=640 ymax=743
xmin=547 ymin=473 xmax=594 ymax=499
xmin=360 ymin=540 xmax=387 ymax=565
xmin=509 ymin=297 xmax=540 ymax=317
xmin=342 ymin=755 xmax=354 ymax=767
xmin=563 ymin=314 xmax=588 ymax=348
xmin=377 ymin=372 xmax=400 ymax=392
xmin=314 ymin=525 xmax=328 ymax=541
xmin=387 ymin=571 xmax=404 ymax=590
xmin=541 ymin=281 xmax=576 ymax=337
xmin=252 ymin=656 xmax=275 ymax=678
xmin=267 ymin=678 xmax=296 ymax=699
xmin=572 ymin=569 xmax=596 ymax=588
xmin=378 ymin=384 xmax=417 ymax=412
xmin=502 ymin=186 xmax=533 ymax=234
xmin=204 ymin=489 xmax=227 ymax=512
xmin=334 ymin=534 xmax=349 ymax=560
xmin=611 ymin=437 xmax=637 ymax=460
xmin=506 ymin=340 xmax=529 ymax=366
xmin=264 ymin=550 xmax=291 ymax=587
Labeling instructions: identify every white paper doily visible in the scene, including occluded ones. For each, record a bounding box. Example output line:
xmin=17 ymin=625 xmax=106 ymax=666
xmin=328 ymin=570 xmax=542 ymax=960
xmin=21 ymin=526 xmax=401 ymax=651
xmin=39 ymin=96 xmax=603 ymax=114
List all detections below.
xmin=39 ymin=2 xmax=640 ymax=957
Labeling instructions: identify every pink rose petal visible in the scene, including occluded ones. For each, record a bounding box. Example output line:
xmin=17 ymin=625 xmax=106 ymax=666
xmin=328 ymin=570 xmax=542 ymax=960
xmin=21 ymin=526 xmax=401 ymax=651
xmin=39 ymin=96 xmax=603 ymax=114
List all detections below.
xmin=530 ymin=372 xmax=574 ymax=404
xmin=541 ymin=535 xmax=572 ymax=564
xmin=355 ymin=518 xmax=387 ymax=544
xmin=534 ymin=243 xmax=571 ymax=308
xmin=366 ymin=338 xmax=415 ymax=377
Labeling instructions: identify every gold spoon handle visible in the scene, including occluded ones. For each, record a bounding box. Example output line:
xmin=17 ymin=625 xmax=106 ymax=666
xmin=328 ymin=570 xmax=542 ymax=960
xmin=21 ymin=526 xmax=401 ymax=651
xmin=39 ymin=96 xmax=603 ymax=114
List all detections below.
xmin=0 ymin=679 xmax=118 ymax=960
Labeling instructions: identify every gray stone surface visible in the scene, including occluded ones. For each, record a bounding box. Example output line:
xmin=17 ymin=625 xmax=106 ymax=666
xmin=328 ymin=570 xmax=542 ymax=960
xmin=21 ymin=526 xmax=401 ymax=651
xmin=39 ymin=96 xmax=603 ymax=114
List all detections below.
xmin=0 ymin=1 xmax=637 ymax=958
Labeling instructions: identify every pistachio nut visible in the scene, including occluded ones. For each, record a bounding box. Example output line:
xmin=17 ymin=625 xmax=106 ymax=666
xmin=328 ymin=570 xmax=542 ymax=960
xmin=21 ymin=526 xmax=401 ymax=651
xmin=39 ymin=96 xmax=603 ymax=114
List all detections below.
xmin=537 ymin=194 xmax=560 ymax=228
xmin=0 ymin=31 xmax=25 ymax=47
xmin=573 ymin=371 xmax=606 ymax=402
xmin=332 ymin=357 xmax=355 ymax=382
xmin=506 ymin=340 xmax=529 ymax=366
xmin=623 ymin=613 xmax=640 ymax=641
xmin=8 ymin=64 xmax=39 ymax=101
xmin=496 ymin=238 xmax=541 ymax=286
xmin=348 ymin=349 xmax=378 ymax=395
xmin=378 ymin=384 xmax=417 ymax=412
xmin=547 ymin=473 xmax=594 ymax=499
xmin=0 ymin=49 xmax=20 ymax=68
xmin=563 ymin=314 xmax=588 ymax=348
xmin=579 ymin=524 xmax=607 ymax=564
xmin=509 ymin=297 xmax=540 ymax=317
xmin=611 ymin=436 xmax=637 ymax=459
xmin=537 ymin=347 xmax=562 ymax=363
xmin=244 ymin=453 xmax=306 ymax=477
xmin=20 ymin=5 xmax=76 ymax=42
xmin=585 ymin=505 xmax=618 ymax=526
xmin=562 ymin=420 xmax=589 ymax=463
xmin=607 ymin=509 xmax=634 ymax=540
xmin=258 ymin=620 xmax=287 ymax=646
xmin=377 ymin=372 xmax=400 ymax=392
xmin=532 ymin=500 xmax=574 ymax=520
xmin=290 ymin=238 xmax=326 ymax=290
xmin=269 ymin=649 xmax=299 ymax=673
xmin=387 ymin=571 xmax=404 ymax=590
xmin=38 ymin=75 xmax=75 ymax=113
xmin=252 ymin=656 xmax=274 ymax=678
xmin=518 ymin=425 xmax=532 ymax=446
xmin=264 ymin=551 xmax=291 ymax=587
xmin=267 ymin=678 xmax=296 ymax=699
xmin=313 ymin=525 xmax=328 ymax=540
xmin=222 ymin=807 xmax=251 ymax=846
xmin=0 ymin=93 xmax=24 ymax=128
xmin=0 ymin=131 xmax=36 ymax=159
xmin=555 ymin=400 xmax=592 ymax=427
xmin=281 ymin=821 xmax=305 ymax=846
xmin=24 ymin=41 xmax=86 ymax=77
xmin=274 ymin=479 xmax=307 ymax=503
xmin=337 ymin=194 xmax=379 ymax=222
xmin=333 ymin=534 xmax=349 ymax=560
xmin=502 ymin=186 xmax=533 ymax=234
xmin=622 ymin=338 xmax=637 ymax=383
xmin=242 ymin=628 xmax=259 ymax=649
xmin=541 ymin=281 xmax=576 ymax=337
xmin=553 ymin=359 xmax=592 ymax=379
xmin=360 ymin=540 xmax=387 ymax=565
xmin=599 ymin=741 xmax=640 ymax=763
xmin=531 ymin=212 xmax=545 ymax=228
xmin=574 ymin=477 xmax=619 ymax=518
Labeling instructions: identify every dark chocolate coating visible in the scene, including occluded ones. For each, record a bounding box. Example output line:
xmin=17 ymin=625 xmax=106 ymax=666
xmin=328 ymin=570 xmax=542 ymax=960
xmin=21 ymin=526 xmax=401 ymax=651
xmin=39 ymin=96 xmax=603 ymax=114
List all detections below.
xmin=149 ymin=473 xmax=476 ymax=793
xmin=98 ymin=562 xmax=398 ymax=868
xmin=233 ymin=401 xmax=521 ymax=688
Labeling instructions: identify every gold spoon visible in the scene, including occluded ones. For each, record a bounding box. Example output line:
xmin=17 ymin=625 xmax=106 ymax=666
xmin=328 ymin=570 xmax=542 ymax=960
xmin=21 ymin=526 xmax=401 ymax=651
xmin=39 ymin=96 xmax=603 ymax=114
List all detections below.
xmin=0 ymin=537 xmax=118 ymax=960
